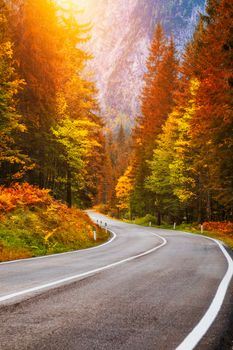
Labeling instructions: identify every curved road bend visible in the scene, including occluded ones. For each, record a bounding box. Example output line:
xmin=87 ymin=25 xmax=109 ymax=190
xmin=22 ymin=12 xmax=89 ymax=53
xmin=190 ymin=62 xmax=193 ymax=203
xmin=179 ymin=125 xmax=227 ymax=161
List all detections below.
xmin=0 ymin=211 xmax=232 ymax=350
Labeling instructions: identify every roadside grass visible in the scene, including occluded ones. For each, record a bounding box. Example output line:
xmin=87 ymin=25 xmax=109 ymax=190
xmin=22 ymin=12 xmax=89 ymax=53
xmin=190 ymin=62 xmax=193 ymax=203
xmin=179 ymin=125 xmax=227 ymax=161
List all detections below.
xmin=124 ymin=215 xmax=233 ymax=249
xmin=0 ymin=184 xmax=109 ymax=262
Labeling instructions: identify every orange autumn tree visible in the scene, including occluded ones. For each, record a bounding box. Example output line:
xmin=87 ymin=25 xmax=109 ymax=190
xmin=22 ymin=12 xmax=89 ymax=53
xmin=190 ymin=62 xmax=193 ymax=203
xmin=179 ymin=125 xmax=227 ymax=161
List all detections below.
xmin=182 ymin=0 xmax=233 ymax=220
xmin=140 ymin=0 xmax=233 ymax=223
xmin=131 ymin=24 xmax=179 ymax=216
xmin=140 ymin=26 xmax=178 ymax=159
xmin=115 ymin=165 xmax=134 ymax=217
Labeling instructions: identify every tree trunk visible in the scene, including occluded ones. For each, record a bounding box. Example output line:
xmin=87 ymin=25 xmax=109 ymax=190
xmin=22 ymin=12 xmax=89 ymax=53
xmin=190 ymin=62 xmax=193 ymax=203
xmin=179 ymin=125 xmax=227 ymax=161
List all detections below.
xmin=38 ymin=170 xmax=44 ymax=189
xmin=38 ymin=147 xmax=45 ymax=189
xmin=197 ymin=176 xmax=203 ymax=224
xmin=129 ymin=203 xmax=132 ymax=221
xmin=66 ymin=168 xmax=72 ymax=208
xmin=157 ymin=210 xmax=161 ymax=226
xmin=206 ymin=189 xmax=212 ymax=221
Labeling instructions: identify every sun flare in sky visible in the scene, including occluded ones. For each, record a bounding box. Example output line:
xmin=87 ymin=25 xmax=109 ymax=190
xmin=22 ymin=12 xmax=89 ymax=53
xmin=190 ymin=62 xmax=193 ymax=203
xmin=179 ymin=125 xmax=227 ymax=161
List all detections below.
xmin=56 ymin=0 xmax=94 ymax=23
xmin=57 ymin=0 xmax=91 ymax=13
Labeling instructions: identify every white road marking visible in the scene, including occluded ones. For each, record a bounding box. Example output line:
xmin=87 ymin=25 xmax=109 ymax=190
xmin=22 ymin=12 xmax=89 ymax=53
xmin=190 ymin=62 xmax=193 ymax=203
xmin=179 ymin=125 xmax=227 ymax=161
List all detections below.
xmin=0 ymin=231 xmax=167 ymax=303
xmin=0 ymin=230 xmax=117 ymax=266
xmin=176 ymin=236 xmax=233 ymax=350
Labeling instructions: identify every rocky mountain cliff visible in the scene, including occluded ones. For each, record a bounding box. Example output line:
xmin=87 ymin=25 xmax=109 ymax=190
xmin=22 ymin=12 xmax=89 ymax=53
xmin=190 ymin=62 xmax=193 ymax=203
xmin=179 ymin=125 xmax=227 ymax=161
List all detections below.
xmin=80 ymin=0 xmax=206 ymax=128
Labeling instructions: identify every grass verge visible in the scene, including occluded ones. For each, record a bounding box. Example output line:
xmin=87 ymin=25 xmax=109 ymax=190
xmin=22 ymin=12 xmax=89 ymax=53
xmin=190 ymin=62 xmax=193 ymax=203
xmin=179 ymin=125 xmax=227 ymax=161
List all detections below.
xmin=124 ymin=216 xmax=233 ymax=249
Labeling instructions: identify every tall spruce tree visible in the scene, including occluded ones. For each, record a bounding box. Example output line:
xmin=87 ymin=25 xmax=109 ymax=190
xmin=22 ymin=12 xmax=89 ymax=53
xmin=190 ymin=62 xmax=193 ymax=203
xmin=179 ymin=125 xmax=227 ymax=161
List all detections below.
xmin=7 ymin=0 xmax=105 ymax=207
xmin=131 ymin=24 xmax=179 ymax=218
xmin=0 ymin=0 xmax=29 ymax=184
xmin=183 ymin=0 xmax=233 ymax=220
xmin=12 ymin=0 xmax=65 ymax=188
xmin=146 ymin=0 xmax=233 ymax=222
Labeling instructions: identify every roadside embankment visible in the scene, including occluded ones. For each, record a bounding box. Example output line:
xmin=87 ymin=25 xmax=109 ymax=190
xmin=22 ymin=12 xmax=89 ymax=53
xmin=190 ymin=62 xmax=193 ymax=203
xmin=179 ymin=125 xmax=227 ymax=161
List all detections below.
xmin=0 ymin=183 xmax=109 ymax=262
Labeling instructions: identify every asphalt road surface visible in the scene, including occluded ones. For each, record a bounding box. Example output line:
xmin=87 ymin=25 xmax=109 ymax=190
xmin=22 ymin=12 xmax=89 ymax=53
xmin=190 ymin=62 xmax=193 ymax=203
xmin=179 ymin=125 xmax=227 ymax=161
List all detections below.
xmin=0 ymin=211 xmax=232 ymax=350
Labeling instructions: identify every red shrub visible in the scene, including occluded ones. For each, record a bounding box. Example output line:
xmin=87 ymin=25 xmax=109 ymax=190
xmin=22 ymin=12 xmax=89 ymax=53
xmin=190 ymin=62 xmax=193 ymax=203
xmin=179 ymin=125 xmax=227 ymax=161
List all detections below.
xmin=203 ymin=221 xmax=233 ymax=235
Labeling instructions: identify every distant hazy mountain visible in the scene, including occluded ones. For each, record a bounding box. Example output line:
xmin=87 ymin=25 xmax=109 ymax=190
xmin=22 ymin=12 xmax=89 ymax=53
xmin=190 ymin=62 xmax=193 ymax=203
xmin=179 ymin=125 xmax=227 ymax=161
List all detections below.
xmin=80 ymin=0 xmax=206 ymax=128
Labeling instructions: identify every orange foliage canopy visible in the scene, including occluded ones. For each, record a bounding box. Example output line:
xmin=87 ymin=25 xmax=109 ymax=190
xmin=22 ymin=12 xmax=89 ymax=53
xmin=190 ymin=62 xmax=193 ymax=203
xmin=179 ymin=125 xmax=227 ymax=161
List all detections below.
xmin=0 ymin=183 xmax=52 ymax=213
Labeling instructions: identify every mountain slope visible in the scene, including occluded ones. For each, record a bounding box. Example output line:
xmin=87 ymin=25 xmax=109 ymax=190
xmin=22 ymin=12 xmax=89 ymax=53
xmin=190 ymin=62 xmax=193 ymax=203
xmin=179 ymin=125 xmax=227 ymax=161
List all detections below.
xmin=81 ymin=0 xmax=206 ymax=127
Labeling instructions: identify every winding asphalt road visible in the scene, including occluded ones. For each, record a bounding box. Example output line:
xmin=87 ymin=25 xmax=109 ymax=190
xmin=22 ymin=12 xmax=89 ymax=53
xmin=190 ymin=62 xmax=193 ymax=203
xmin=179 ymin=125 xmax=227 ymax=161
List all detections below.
xmin=0 ymin=211 xmax=232 ymax=350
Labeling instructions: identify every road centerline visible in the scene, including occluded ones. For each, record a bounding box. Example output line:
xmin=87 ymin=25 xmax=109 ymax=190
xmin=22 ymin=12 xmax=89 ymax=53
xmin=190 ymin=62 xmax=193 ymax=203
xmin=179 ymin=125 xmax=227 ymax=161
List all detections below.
xmin=0 ymin=230 xmax=167 ymax=304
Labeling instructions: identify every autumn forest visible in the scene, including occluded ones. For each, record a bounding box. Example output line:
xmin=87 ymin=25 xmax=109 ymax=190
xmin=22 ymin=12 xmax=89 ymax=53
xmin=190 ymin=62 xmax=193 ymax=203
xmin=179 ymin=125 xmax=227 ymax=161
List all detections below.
xmin=0 ymin=0 xmax=233 ymax=259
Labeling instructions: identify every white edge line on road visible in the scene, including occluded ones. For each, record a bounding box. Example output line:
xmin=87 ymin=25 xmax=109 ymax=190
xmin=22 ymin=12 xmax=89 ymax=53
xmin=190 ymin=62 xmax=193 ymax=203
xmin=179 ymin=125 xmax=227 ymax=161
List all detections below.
xmin=0 ymin=230 xmax=167 ymax=303
xmin=0 ymin=229 xmax=117 ymax=266
xmin=176 ymin=235 xmax=233 ymax=350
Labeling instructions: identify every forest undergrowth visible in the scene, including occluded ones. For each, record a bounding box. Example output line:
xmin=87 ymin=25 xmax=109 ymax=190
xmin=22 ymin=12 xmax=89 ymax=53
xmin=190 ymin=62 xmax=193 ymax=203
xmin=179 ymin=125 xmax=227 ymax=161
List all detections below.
xmin=0 ymin=184 xmax=108 ymax=262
